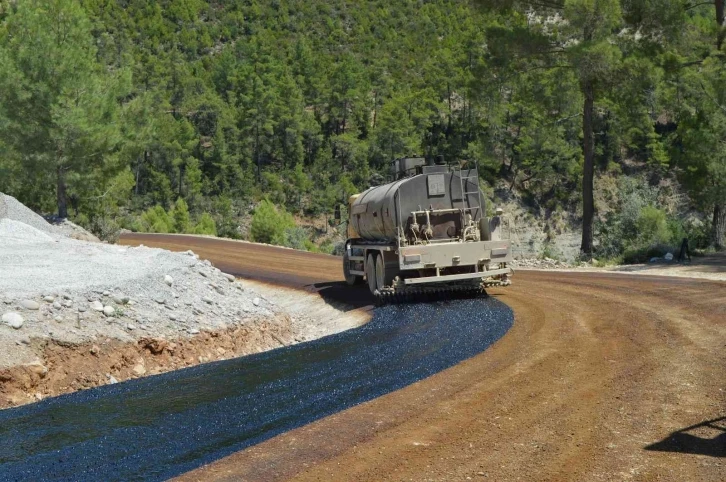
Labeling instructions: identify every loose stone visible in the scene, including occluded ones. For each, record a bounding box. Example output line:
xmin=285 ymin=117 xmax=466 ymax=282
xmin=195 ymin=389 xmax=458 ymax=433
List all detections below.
xmin=19 ymin=300 xmax=40 ymax=310
xmin=2 ymin=312 xmax=24 ymax=329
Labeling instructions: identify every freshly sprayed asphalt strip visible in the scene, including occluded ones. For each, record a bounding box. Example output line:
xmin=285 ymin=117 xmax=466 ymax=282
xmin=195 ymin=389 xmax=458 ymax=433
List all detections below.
xmin=0 ymin=297 xmax=513 ymax=481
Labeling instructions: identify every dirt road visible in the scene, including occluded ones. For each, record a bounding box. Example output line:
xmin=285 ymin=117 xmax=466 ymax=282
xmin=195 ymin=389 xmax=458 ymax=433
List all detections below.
xmin=121 ymin=234 xmax=726 ymax=481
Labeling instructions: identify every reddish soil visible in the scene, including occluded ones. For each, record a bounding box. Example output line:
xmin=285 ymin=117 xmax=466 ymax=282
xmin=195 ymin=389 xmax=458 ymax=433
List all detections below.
xmin=117 ymin=235 xmax=726 ymax=482
xmin=0 ymin=313 xmax=295 ymax=408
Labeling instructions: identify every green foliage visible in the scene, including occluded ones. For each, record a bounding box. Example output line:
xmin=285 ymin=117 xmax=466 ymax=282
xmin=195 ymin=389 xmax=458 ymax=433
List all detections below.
xmin=0 ymin=0 xmax=722 ymax=257
xmin=192 ymin=213 xmax=217 ymax=236
xmin=0 ymin=0 xmax=130 ymax=217
xmin=281 ymin=226 xmax=310 ymax=251
xmin=172 ymin=198 xmax=191 ymax=233
xmin=139 ymin=205 xmax=174 ymax=233
xmin=636 ymin=206 xmax=672 ymax=247
xmin=250 ymin=200 xmax=295 ymax=245
xmin=595 ymin=177 xmax=689 ymax=262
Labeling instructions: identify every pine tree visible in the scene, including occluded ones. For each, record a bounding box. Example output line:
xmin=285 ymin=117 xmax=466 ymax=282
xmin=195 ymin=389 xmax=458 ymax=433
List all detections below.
xmin=0 ymin=0 xmax=128 ymax=218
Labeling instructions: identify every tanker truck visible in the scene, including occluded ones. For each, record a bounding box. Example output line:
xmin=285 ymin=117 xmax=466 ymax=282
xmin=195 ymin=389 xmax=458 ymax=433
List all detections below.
xmin=343 ymin=157 xmax=512 ymax=301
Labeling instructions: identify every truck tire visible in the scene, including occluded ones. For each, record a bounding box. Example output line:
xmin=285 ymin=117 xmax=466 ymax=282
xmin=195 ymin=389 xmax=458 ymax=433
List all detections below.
xmin=366 ymin=252 xmax=378 ymax=295
xmin=375 ymin=254 xmax=387 ymax=291
xmin=343 ymin=251 xmax=363 ymax=285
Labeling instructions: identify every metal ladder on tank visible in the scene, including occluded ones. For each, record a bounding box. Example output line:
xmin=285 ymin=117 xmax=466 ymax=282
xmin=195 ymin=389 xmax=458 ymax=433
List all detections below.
xmin=457 ymin=161 xmax=482 ymax=218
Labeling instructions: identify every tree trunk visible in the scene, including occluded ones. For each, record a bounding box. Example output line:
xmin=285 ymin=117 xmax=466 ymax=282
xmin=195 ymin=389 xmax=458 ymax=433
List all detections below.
xmin=580 ymin=80 xmax=595 ymax=256
xmin=57 ymin=164 xmax=68 ymax=219
xmin=716 ymin=0 xmax=725 ymax=49
xmin=712 ymin=203 xmax=726 ymax=249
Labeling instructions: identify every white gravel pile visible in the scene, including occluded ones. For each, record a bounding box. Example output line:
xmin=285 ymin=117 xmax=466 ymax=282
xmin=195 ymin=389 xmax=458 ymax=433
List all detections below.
xmin=0 ymin=219 xmax=55 ymax=243
xmin=0 ymin=196 xmax=278 ymax=368
xmin=0 ymin=193 xmax=62 ymax=238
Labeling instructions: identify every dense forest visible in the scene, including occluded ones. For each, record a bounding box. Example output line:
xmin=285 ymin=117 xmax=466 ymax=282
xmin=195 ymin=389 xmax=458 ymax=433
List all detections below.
xmin=0 ymin=0 xmax=724 ymax=260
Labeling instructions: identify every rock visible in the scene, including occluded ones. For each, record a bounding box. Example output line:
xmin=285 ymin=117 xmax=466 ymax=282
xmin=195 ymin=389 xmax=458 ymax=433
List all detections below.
xmin=103 ymin=305 xmax=115 ymax=317
xmin=126 ymin=323 xmax=136 ymax=331
xmin=169 ymin=314 xmax=177 ymax=321
xmin=53 ymin=315 xmax=63 ymax=322
xmin=2 ymin=312 xmax=24 ymax=329
xmin=107 ymin=375 xmax=118 ymax=384
xmin=19 ymin=336 xmax=30 ymax=345
xmin=91 ymin=300 xmax=104 ymax=311
xmin=43 ymin=296 xmax=55 ymax=303
xmin=132 ymin=362 xmax=146 ymax=377
xmin=664 ymin=252 xmax=674 ymax=261
xmin=112 ymin=295 xmax=124 ymax=305
xmin=649 ymin=257 xmax=660 ymax=263
xmin=189 ymin=328 xmax=200 ymax=335
xmin=154 ymin=297 xmax=166 ymax=305
xmin=185 ymin=250 xmax=196 ymax=256
xmin=78 ymin=305 xmax=87 ymax=313
xmin=164 ymin=275 xmax=174 ymax=286
xmin=63 ymin=300 xmax=73 ymax=308
xmin=214 ymin=286 xmax=225 ymax=295
xmin=253 ymin=297 xmax=261 ymax=307
xmin=202 ymin=296 xmax=213 ymax=304
xmin=19 ymin=299 xmax=40 ymax=310
xmin=103 ymin=290 xmax=110 ymax=296
xmin=224 ymin=273 xmax=235 ymax=282
xmin=25 ymin=360 xmax=48 ymax=378
xmin=62 ymin=293 xmax=72 ymax=300
xmin=198 ymin=270 xmax=208 ymax=278
xmin=53 ymin=301 xmax=62 ymax=310
xmin=90 ymin=345 xmax=100 ymax=355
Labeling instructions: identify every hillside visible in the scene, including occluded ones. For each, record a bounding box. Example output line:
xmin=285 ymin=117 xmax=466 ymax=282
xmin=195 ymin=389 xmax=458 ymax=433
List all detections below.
xmin=0 ymin=0 xmax=724 ymax=260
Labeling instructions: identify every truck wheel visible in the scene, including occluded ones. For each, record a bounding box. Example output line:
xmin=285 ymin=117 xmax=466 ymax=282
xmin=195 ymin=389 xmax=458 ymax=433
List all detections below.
xmin=343 ymin=251 xmax=363 ymax=285
xmin=375 ymin=254 xmax=387 ymax=291
xmin=366 ymin=253 xmax=378 ymax=295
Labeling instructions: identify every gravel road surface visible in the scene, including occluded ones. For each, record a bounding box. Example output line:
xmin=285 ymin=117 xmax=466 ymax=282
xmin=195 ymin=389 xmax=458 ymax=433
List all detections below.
xmin=118 ymin=234 xmax=725 ymax=482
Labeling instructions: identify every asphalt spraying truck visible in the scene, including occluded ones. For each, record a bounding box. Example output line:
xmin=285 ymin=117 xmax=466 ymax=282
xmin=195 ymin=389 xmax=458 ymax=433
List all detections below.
xmin=343 ymin=156 xmax=512 ymax=301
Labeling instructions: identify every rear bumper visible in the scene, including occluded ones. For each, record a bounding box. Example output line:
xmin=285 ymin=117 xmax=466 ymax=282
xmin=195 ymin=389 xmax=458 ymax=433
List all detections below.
xmin=403 ymin=267 xmax=511 ymax=285
xmin=398 ymin=240 xmax=512 ymax=270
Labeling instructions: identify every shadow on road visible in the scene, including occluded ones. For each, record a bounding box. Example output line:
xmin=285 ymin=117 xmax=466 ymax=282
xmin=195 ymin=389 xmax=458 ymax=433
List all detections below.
xmin=645 ymin=417 xmax=726 ymax=458
xmin=308 ymin=281 xmax=375 ymax=310
xmin=309 ymin=280 xmax=496 ymax=311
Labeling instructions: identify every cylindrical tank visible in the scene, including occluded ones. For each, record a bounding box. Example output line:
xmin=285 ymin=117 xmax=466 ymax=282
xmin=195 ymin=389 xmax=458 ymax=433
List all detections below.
xmin=349 ymin=169 xmax=484 ymax=243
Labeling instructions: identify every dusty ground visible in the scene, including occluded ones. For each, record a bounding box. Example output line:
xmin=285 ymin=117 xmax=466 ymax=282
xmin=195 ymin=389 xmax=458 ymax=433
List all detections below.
xmin=116 ymin=234 xmax=726 ymax=482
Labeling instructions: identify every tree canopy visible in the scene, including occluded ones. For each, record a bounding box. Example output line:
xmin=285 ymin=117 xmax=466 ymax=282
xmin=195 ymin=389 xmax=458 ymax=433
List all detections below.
xmin=0 ymin=0 xmax=724 ymax=253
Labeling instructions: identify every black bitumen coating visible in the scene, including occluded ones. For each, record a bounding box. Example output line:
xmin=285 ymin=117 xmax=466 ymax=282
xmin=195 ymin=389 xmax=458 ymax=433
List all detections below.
xmin=0 ymin=297 xmax=513 ymax=481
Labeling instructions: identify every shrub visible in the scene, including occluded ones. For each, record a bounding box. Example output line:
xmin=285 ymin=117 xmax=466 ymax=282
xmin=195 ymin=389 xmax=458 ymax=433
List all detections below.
xmin=281 ymin=226 xmax=309 ymax=250
xmin=213 ymin=196 xmax=241 ymax=239
xmin=192 ymin=213 xmax=217 ymax=235
xmin=636 ymin=206 xmax=672 ymax=247
xmin=172 ymin=198 xmax=191 ymax=233
xmin=250 ymin=200 xmax=295 ymax=245
xmin=139 ymin=205 xmax=173 ymax=233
